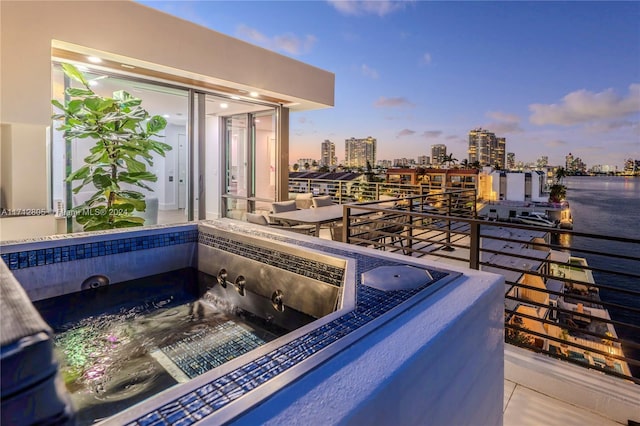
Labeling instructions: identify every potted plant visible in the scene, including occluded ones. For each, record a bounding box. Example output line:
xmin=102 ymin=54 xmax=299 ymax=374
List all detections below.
xmin=52 ymin=63 xmax=171 ymax=231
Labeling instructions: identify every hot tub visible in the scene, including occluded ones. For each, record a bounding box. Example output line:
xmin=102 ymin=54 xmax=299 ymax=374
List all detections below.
xmin=1 ymin=219 xmax=504 ymax=425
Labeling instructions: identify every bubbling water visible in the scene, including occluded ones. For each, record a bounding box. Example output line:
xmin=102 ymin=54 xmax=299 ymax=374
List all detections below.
xmin=52 ymin=293 xmax=272 ymax=425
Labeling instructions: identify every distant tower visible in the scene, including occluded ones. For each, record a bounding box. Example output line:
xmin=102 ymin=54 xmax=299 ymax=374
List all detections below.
xmin=417 ymin=155 xmax=430 ymax=166
xmin=536 ymin=156 xmax=548 ymax=170
xmin=431 ymin=144 xmax=447 ymax=165
xmin=468 ymin=128 xmax=506 ymax=168
xmin=565 ymin=153 xmax=574 ymax=172
xmin=345 ymin=136 xmax=377 ymax=168
xmin=507 ymin=152 xmax=516 ymax=170
xmin=321 ymin=140 xmax=337 ymax=167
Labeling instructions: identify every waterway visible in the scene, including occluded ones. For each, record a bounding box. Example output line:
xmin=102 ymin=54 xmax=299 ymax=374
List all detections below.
xmin=562 ymin=176 xmax=640 ymax=376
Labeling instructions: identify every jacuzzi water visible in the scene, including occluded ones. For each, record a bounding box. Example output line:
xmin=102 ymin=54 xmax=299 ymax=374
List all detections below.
xmin=33 ymin=268 xmax=305 ymax=425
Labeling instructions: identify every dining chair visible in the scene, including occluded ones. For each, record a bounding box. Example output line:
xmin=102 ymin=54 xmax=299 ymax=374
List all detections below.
xmin=295 ymin=193 xmax=314 ymax=209
xmin=312 ymin=195 xmax=334 ymax=208
xmin=271 ymin=200 xmax=297 ymax=213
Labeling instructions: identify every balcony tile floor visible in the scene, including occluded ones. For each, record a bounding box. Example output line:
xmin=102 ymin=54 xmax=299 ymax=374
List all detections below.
xmin=503 ymin=379 xmax=621 ymax=425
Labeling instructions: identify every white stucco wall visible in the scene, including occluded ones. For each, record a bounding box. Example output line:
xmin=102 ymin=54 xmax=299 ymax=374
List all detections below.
xmin=506 ymin=173 xmax=526 ymax=202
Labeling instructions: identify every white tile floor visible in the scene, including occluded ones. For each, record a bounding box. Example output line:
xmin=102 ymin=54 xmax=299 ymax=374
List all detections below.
xmin=503 ymin=380 xmax=622 ymax=426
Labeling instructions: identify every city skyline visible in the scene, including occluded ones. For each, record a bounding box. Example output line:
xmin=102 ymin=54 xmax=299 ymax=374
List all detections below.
xmin=140 ymin=1 xmax=640 ymax=168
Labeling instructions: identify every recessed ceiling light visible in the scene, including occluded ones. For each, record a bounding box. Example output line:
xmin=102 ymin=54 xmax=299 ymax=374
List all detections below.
xmin=87 ymin=56 xmax=102 ymax=63
xmin=254 ymin=119 xmax=261 ymax=123
xmin=220 ymin=103 xmax=229 ymax=109
xmin=230 ymin=96 xmax=241 ymax=100
xmin=88 ymin=80 xmax=98 ymax=87
xmin=249 ymin=92 xmax=259 ymax=98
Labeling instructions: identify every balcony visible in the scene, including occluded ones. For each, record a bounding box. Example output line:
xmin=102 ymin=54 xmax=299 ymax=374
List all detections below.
xmin=287 ymin=179 xmax=639 ymax=425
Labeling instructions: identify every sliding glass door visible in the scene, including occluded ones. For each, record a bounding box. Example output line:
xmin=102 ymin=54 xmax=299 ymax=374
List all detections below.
xmin=222 ymin=110 xmax=277 ymax=219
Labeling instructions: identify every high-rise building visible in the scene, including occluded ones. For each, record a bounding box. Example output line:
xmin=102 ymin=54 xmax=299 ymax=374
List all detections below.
xmin=345 ymin=136 xmax=377 ymax=168
xmin=468 ymin=128 xmax=506 ymax=168
xmin=507 ymin=152 xmax=516 ymax=170
xmin=320 ymin=140 xmax=337 ymax=167
xmin=536 ymin=156 xmax=548 ymax=170
xmin=417 ymin=155 xmax=430 ymax=166
xmin=431 ymin=144 xmax=447 ymax=165
xmin=565 ymin=153 xmax=574 ymax=171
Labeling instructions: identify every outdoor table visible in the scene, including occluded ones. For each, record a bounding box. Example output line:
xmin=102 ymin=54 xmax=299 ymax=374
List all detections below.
xmin=269 ymin=204 xmax=371 ymax=237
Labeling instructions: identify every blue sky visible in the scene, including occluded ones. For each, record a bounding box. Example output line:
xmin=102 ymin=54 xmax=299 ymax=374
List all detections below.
xmin=139 ymin=1 xmax=639 ymax=169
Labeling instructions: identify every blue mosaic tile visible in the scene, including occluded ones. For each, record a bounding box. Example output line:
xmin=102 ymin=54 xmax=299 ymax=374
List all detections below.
xmin=1 ymin=229 xmax=198 ymax=270
xmin=198 ymin=232 xmax=345 ymax=287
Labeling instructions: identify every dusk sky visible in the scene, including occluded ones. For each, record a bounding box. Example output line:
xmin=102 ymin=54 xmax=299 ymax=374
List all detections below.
xmin=140 ymin=1 xmax=640 ymax=169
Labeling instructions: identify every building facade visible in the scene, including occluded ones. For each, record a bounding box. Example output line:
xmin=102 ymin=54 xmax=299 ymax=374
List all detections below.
xmin=345 ymin=137 xmax=376 ymax=169
xmin=0 ymin=1 xmax=334 ymax=238
xmin=320 ymin=140 xmax=337 ymax=167
xmin=468 ymin=128 xmax=506 ymax=169
xmin=431 ymin=144 xmax=447 ymax=165
xmin=417 ymin=155 xmax=430 ymax=166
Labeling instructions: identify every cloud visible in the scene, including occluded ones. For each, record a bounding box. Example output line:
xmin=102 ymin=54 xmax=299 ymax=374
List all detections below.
xmin=374 ymin=96 xmax=415 ymax=108
xmin=421 ymin=52 xmax=432 ymax=65
xmin=236 ymin=24 xmax=316 ymax=55
xmin=529 ymin=84 xmax=640 ymax=126
xmin=545 ymin=140 xmax=568 ymax=148
xmin=397 ymin=129 xmax=416 ymax=138
xmin=483 ymin=111 xmax=523 ymax=134
xmin=585 ymin=120 xmax=638 ymax=133
xmin=361 ymin=64 xmax=379 ymax=79
xmin=327 ymin=0 xmax=413 ymax=17
xmin=422 ymin=130 xmax=442 ymax=138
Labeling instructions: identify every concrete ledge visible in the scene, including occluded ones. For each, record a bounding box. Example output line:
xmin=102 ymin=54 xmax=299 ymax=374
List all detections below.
xmin=504 ymin=345 xmax=640 ymax=424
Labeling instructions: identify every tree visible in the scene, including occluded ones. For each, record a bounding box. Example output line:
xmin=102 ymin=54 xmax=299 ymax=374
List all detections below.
xmin=555 ymin=167 xmax=567 ymax=184
xmin=460 ymin=159 xmax=469 ymax=168
xmin=549 ymin=184 xmax=567 ymax=203
xmin=303 ymin=162 xmax=310 ymax=170
xmin=52 ymin=63 xmax=170 ymax=231
xmin=293 ymin=163 xmax=300 ymax=172
xmin=549 ymin=167 xmax=567 ymax=203
xmin=441 ymin=154 xmax=458 ymax=168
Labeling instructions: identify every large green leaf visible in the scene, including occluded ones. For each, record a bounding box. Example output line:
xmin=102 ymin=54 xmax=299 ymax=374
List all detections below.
xmin=84 ymin=97 xmax=114 ymax=112
xmin=66 ymin=87 xmax=95 ymax=97
xmin=92 ymin=174 xmax=112 ymax=189
xmin=147 ymin=116 xmax=167 ymax=133
xmin=123 ymin=157 xmax=147 ymax=173
xmin=62 ymin=63 xmax=89 ymax=86
xmin=67 ymin=99 xmax=85 ymax=115
xmin=113 ymin=90 xmax=142 ymax=107
xmin=51 ymin=99 xmax=65 ymax=111
xmin=66 ymin=165 xmax=91 ymax=182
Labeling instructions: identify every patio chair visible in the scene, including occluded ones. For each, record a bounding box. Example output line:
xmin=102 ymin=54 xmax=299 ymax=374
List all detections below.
xmin=312 ymin=195 xmax=334 ymax=208
xmin=367 ymin=212 xmax=408 ymax=254
xmin=294 ymin=193 xmax=314 ymax=209
xmin=329 ymin=222 xmax=345 ymax=242
xmin=246 ymin=212 xmax=314 ymax=235
xmin=271 ymin=200 xmax=297 ymax=213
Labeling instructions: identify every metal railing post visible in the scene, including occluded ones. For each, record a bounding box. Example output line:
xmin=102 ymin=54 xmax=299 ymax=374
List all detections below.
xmin=469 ymin=221 xmax=480 ymax=269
